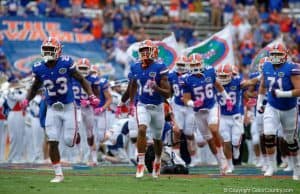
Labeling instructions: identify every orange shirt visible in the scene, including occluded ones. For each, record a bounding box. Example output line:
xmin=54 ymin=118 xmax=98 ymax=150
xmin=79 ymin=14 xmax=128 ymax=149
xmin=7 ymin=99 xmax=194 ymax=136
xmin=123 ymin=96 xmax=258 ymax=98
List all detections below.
xmin=91 ymin=18 xmax=102 ymax=39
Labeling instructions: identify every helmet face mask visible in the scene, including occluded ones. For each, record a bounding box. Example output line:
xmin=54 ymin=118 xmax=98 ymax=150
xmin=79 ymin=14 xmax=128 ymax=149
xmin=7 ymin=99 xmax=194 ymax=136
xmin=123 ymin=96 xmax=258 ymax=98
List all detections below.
xmin=175 ymin=55 xmax=189 ymax=74
xmin=216 ymin=63 xmax=233 ymax=85
xmin=76 ymin=58 xmax=91 ymax=77
xmin=41 ymin=37 xmax=62 ymax=62
xmin=138 ymin=40 xmax=157 ymax=66
xmin=269 ymin=43 xmax=287 ymax=65
xmin=188 ymin=54 xmax=204 ymax=75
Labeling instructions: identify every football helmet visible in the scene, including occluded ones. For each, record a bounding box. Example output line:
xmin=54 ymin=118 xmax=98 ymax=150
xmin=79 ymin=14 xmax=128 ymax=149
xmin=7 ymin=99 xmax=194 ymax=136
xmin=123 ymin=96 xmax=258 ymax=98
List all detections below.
xmin=269 ymin=43 xmax=287 ymax=65
xmin=175 ymin=55 xmax=189 ymax=74
xmin=41 ymin=37 xmax=62 ymax=61
xmin=76 ymin=58 xmax=91 ymax=77
xmin=188 ymin=53 xmax=204 ymax=75
xmin=90 ymin=65 xmax=99 ymax=75
xmin=216 ymin=63 xmax=233 ymax=85
xmin=138 ymin=40 xmax=158 ymax=61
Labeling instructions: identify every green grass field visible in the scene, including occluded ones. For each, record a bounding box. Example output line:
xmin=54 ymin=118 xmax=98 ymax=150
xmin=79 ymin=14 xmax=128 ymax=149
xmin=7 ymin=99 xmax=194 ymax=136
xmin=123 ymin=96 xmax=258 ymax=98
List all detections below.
xmin=0 ymin=165 xmax=299 ymax=194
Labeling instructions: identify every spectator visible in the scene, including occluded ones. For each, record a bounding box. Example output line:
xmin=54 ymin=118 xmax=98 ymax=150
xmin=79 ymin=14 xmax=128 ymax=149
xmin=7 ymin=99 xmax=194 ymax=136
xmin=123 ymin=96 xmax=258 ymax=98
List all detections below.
xmin=149 ymin=2 xmax=169 ymax=24
xmin=126 ymin=29 xmax=137 ymax=44
xmin=91 ymin=14 xmax=103 ymax=39
xmin=37 ymin=0 xmax=51 ymax=16
xmin=192 ymin=0 xmax=203 ymax=13
xmin=139 ymin=0 xmax=153 ymax=23
xmin=7 ymin=0 xmax=19 ymax=16
xmin=210 ymin=0 xmax=222 ymax=27
xmin=125 ymin=0 xmax=141 ymax=26
xmin=279 ymin=12 xmax=292 ymax=34
xmin=84 ymin=0 xmax=100 ymax=9
xmin=112 ymin=6 xmax=125 ymax=33
xmin=180 ymin=0 xmax=189 ymax=21
xmin=269 ymin=0 xmax=283 ymax=12
xmin=72 ymin=0 xmax=82 ymax=17
xmin=223 ymin=0 xmax=235 ymax=25
xmin=247 ymin=5 xmax=259 ymax=25
xmin=54 ymin=0 xmax=72 ymax=17
xmin=187 ymin=31 xmax=201 ymax=47
xmin=73 ymin=13 xmax=92 ymax=33
xmin=169 ymin=0 xmax=180 ymax=22
xmin=102 ymin=1 xmax=115 ymax=35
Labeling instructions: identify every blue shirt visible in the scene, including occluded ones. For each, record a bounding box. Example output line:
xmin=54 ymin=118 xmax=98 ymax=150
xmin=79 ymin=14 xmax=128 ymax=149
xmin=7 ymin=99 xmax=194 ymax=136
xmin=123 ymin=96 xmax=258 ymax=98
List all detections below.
xmin=168 ymin=71 xmax=186 ymax=106
xmin=130 ymin=61 xmax=169 ymax=105
xmin=72 ymin=74 xmax=99 ymax=107
xmin=183 ymin=66 xmax=216 ymax=111
xmin=32 ymin=56 xmax=75 ymax=106
xmin=217 ymin=76 xmax=243 ymax=115
xmin=263 ymin=61 xmax=300 ymax=110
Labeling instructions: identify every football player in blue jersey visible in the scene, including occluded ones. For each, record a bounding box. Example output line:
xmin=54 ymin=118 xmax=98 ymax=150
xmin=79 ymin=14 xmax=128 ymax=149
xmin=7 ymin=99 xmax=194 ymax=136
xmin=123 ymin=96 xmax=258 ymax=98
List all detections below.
xmin=129 ymin=40 xmax=170 ymax=178
xmin=93 ymin=68 xmax=112 ymax=157
xmin=23 ymin=37 xmax=100 ymax=183
xmin=216 ymin=63 xmax=260 ymax=173
xmin=258 ymin=43 xmax=300 ymax=180
xmin=73 ymin=59 xmax=101 ymax=165
xmin=168 ymin=55 xmax=198 ymax=165
xmin=182 ymin=53 xmax=234 ymax=175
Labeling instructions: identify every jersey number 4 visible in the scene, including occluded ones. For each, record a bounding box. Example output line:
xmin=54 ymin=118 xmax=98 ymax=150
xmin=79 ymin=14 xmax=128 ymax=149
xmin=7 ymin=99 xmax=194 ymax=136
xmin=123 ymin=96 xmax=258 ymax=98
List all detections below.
xmin=44 ymin=77 xmax=68 ymax=96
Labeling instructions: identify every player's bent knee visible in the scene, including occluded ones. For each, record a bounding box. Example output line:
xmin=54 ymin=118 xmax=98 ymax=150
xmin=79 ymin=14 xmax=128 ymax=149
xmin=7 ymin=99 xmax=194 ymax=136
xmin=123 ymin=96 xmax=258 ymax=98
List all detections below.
xmin=64 ymin=134 xmax=76 ymax=147
xmin=87 ymin=135 xmax=94 ymax=146
xmin=264 ymin=135 xmax=276 ymax=148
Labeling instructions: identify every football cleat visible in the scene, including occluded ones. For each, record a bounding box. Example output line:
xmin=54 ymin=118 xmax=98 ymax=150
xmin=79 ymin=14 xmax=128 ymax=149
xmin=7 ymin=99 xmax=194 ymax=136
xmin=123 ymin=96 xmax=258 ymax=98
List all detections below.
xmin=50 ymin=175 xmax=64 ymax=183
xmin=136 ymin=164 xmax=145 ymax=178
xmin=152 ymin=162 xmax=161 ymax=178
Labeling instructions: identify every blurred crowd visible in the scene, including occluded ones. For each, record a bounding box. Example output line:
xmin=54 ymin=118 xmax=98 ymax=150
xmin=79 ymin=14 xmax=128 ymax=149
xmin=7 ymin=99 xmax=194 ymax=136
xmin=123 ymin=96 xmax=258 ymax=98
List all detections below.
xmin=0 ymin=0 xmax=299 ymax=81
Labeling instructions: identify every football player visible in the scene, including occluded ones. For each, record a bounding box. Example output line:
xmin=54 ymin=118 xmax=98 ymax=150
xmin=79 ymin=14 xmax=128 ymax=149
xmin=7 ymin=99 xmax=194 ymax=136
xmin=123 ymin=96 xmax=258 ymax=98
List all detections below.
xmin=23 ymin=37 xmax=99 ymax=183
xmin=129 ymin=40 xmax=170 ymax=178
xmin=182 ymin=53 xmax=233 ymax=175
xmin=258 ymin=43 xmax=300 ymax=180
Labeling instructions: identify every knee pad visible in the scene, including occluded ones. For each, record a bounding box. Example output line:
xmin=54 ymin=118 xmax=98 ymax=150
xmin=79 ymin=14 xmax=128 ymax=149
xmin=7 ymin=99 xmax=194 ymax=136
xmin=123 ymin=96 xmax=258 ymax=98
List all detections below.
xmin=264 ymin=135 xmax=276 ymax=148
xmin=75 ymin=132 xmax=81 ymax=145
xmin=287 ymin=140 xmax=299 ymax=153
xmin=87 ymin=135 xmax=94 ymax=146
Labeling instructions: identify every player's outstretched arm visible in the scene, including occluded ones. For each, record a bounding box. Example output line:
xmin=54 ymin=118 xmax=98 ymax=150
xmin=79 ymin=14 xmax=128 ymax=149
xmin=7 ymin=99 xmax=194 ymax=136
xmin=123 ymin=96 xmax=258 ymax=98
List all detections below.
xmin=102 ymin=90 xmax=112 ymax=110
xmin=241 ymin=76 xmax=260 ymax=89
xmin=71 ymin=69 xmax=93 ymax=96
xmin=155 ymin=75 xmax=171 ymax=99
xmin=26 ymin=76 xmax=42 ymax=101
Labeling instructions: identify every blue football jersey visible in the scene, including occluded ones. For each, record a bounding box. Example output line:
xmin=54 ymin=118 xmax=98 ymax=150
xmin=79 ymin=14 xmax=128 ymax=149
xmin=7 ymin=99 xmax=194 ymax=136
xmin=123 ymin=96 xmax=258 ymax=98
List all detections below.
xmin=32 ymin=55 xmax=75 ymax=106
xmin=130 ymin=61 xmax=169 ymax=105
xmin=263 ymin=61 xmax=300 ymax=110
xmin=217 ymin=76 xmax=243 ymax=115
xmin=72 ymin=74 xmax=99 ymax=107
xmin=168 ymin=71 xmax=186 ymax=106
xmin=183 ymin=66 xmax=216 ymax=111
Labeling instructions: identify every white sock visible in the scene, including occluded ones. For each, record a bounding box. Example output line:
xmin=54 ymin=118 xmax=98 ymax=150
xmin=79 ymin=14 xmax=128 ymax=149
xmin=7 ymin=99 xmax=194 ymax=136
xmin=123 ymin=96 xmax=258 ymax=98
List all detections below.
xmin=154 ymin=156 xmax=161 ymax=164
xmin=287 ymin=156 xmax=294 ymax=169
xmin=268 ymin=153 xmax=277 ymax=168
xmin=138 ymin=153 xmax=145 ymax=165
xmin=92 ymin=150 xmax=97 ymax=163
xmin=215 ymin=147 xmax=225 ymax=164
xmin=227 ymin=159 xmax=233 ymax=169
xmin=53 ymin=163 xmax=63 ymax=176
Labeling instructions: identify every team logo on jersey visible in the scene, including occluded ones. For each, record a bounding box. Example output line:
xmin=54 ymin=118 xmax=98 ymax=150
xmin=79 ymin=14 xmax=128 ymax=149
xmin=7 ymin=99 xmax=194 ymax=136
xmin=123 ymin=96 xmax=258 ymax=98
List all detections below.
xmin=278 ymin=72 xmax=285 ymax=77
xmin=149 ymin=72 xmax=157 ymax=78
xmin=205 ymin=77 xmax=212 ymax=83
xmin=230 ymin=86 xmax=237 ymax=90
xmin=59 ymin=68 xmax=67 ymax=74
